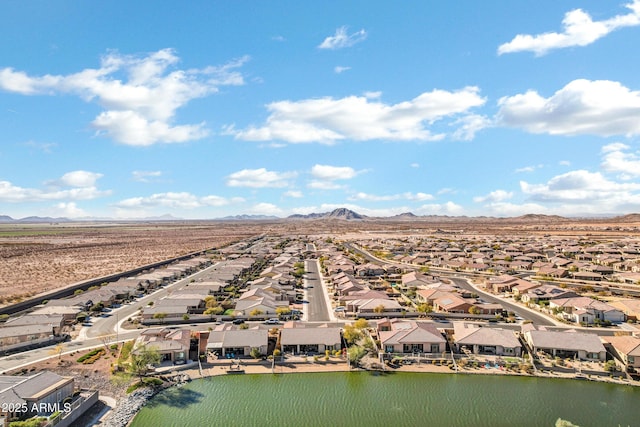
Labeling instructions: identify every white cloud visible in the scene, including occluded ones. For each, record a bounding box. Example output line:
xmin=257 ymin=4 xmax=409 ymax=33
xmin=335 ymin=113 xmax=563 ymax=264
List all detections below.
xmin=132 ymin=170 xmax=162 ymax=183
xmin=515 ymin=164 xmax=543 ymax=173
xmin=318 ymin=26 xmax=367 ymax=49
xmin=308 ymin=164 xmax=359 ymax=190
xmin=498 ymin=0 xmax=640 ymax=55
xmin=283 ymin=190 xmax=303 ymax=198
xmin=0 ymin=179 xmax=109 ymax=203
xmin=248 ymin=202 xmax=283 ymax=216
xmin=311 ymin=165 xmax=357 ymax=181
xmin=601 ymin=142 xmax=640 ymax=178
xmin=497 ymin=79 xmax=640 ymax=137
xmin=414 ymin=201 xmax=465 ymax=216
xmin=228 ymin=87 xmax=486 ymax=144
xmin=473 ymin=190 xmax=514 ymax=203
xmin=114 ymin=192 xmax=243 ymax=209
xmin=23 ymin=141 xmax=57 ymax=153
xmin=521 ymin=170 xmax=640 ymax=203
xmin=334 ymin=66 xmax=351 ymax=74
xmin=437 ymin=188 xmax=456 ymax=195
xmin=559 ymin=160 xmax=571 ymax=166
xmin=0 ymin=49 xmax=249 ymax=146
xmin=410 ymin=163 xmax=420 ymax=168
xmin=49 ymin=170 xmax=103 ymax=187
xmin=451 ymin=114 xmax=491 ymax=141
xmin=348 ymin=191 xmax=434 ymax=202
xmin=307 ymin=180 xmax=345 ymax=190
xmin=52 ymin=202 xmax=87 ymax=218
xmin=226 ymin=168 xmax=296 ymax=188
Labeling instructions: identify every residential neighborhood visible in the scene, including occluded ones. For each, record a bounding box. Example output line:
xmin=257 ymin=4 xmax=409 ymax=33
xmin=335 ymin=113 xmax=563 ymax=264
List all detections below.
xmin=3 ymin=229 xmax=640 ymax=425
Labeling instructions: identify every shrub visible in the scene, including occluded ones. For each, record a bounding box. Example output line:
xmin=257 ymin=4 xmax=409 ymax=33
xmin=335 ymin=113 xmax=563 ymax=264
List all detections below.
xmin=77 ymin=348 xmax=105 ymax=364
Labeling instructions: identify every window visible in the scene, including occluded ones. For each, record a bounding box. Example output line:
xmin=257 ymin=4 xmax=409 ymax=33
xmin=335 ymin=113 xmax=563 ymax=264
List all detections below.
xmin=385 ymin=345 xmax=394 ymax=353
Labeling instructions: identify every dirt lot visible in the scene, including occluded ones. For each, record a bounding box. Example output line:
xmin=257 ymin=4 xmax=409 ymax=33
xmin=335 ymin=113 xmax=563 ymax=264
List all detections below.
xmin=0 ymin=222 xmax=264 ymax=305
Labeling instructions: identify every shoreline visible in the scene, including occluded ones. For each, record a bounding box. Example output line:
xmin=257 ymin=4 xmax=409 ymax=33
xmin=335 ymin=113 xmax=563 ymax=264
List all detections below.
xmin=98 ymin=357 xmax=638 ymax=427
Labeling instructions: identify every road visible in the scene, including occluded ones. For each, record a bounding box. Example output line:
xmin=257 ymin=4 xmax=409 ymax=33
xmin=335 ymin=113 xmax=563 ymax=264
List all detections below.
xmin=345 ymin=242 xmax=559 ymax=326
xmin=304 ymin=259 xmax=333 ymax=322
xmin=85 ymin=262 xmax=222 ymax=339
xmin=448 ymin=277 xmax=557 ymax=326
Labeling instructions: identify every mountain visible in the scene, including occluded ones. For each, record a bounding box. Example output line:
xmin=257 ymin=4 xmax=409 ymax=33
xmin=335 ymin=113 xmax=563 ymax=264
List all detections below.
xmin=612 ymin=213 xmax=640 ymax=223
xmin=0 ymin=215 xmax=14 ymax=222
xmin=390 ymin=212 xmax=417 ymax=220
xmin=508 ymin=214 xmax=568 ymax=222
xmin=220 ymin=214 xmax=280 ymax=220
xmin=288 ymin=208 xmax=364 ymax=220
xmin=17 ymin=216 xmax=72 ymax=223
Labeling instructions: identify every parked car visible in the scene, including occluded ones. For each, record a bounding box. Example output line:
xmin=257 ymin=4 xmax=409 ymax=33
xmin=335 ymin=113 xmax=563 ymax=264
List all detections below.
xmin=232 ymin=318 xmax=245 ymax=325
xmin=264 ymin=318 xmax=280 ymax=325
xmin=334 ymin=306 xmax=346 ymax=312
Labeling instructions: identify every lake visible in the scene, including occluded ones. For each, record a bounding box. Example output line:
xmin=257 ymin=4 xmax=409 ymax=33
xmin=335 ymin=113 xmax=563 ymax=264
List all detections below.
xmin=130 ymin=372 xmax=639 ymax=427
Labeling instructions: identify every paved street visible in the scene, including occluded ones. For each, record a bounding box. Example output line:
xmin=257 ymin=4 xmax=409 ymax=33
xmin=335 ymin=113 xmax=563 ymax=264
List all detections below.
xmin=448 ymin=277 xmax=557 ymax=326
xmin=304 ymin=259 xmax=332 ymax=322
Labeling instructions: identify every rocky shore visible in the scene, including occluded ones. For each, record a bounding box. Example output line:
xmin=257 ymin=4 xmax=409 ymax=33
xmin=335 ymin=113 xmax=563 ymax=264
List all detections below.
xmin=101 ymin=388 xmax=156 ymax=427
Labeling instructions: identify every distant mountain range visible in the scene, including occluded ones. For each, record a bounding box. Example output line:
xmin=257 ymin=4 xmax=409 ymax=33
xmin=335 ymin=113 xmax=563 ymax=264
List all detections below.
xmin=220 ymin=214 xmax=280 ymax=221
xmin=288 ymin=208 xmax=365 ymax=220
xmin=0 ymin=214 xmax=183 ymax=223
xmin=2 ymin=209 xmax=640 ymax=223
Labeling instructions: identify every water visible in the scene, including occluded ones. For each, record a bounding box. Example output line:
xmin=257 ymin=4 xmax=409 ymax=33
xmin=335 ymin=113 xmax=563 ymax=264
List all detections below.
xmin=131 ymin=372 xmax=639 ymax=427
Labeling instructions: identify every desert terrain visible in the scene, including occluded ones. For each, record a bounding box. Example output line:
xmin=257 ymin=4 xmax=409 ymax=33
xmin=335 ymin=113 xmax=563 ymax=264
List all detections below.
xmin=2 ymin=214 xmax=640 ymax=306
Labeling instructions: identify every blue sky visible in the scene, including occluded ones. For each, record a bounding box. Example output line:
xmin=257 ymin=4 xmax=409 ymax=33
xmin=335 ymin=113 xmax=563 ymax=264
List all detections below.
xmin=2 ymin=1 xmax=640 ymax=219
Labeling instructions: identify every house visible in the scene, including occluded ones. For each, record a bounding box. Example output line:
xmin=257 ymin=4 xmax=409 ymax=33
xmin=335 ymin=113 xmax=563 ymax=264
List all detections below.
xmin=452 ymin=322 xmax=521 ymax=356
xmin=511 ymin=280 xmax=542 ymax=297
xmin=433 ymin=294 xmax=474 ymax=314
xmin=280 ymin=323 xmax=341 ymax=354
xmin=520 ymin=285 xmax=577 ymax=304
xmin=4 ymin=314 xmax=65 ymax=335
xmin=134 ymin=328 xmax=191 ymax=364
xmin=603 ymin=335 xmax=640 ymax=372
xmin=377 ymin=319 xmax=446 ymax=355
xmin=29 ymin=305 xmax=80 ymax=324
xmin=523 ymin=328 xmax=606 ymax=361
xmin=549 ymin=297 xmax=625 ymax=324
xmin=0 ymin=371 xmax=75 ymax=419
xmin=571 ymin=271 xmax=603 ymax=281
xmin=0 ymin=324 xmax=56 ymax=353
xmin=235 ymin=288 xmax=289 ymax=316
xmin=206 ymin=326 xmax=268 ymax=357
xmin=608 ymin=299 xmax=640 ymax=321
xmin=345 ymin=298 xmax=403 ymax=315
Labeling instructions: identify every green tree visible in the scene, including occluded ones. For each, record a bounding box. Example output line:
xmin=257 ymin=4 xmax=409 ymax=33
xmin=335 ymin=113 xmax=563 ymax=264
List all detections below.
xmin=468 ymin=306 xmax=481 ymax=315
xmin=204 ymin=295 xmax=218 ymax=308
xmin=182 ymin=314 xmax=190 ymax=321
xmin=373 ymin=304 xmax=385 ymax=314
xmin=276 ymin=306 xmax=292 ymax=318
xmin=347 ymin=345 xmax=366 ymax=366
xmin=416 ymin=303 xmax=433 ymax=316
xmin=204 ymin=306 xmax=224 ymax=320
xmin=152 ymin=312 xmax=167 ymax=323
xmin=353 ymin=318 xmax=370 ymax=330
xmin=250 ymin=309 xmax=264 ymax=317
xmin=342 ymin=325 xmax=362 ymax=345
xmin=129 ymin=345 xmax=161 ymax=380
xmin=250 ymin=347 xmax=262 ymax=359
